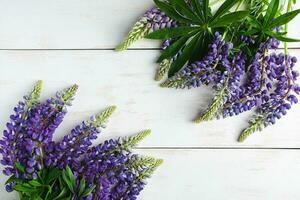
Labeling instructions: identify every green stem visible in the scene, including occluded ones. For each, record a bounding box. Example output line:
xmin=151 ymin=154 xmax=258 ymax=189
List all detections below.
xmin=284 ymin=0 xmax=293 ymax=54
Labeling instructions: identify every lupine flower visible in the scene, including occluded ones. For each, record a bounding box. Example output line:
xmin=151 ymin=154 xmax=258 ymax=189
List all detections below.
xmin=0 ymin=81 xmax=162 ymax=199
xmin=160 ymin=33 xmax=299 ymax=141
xmin=116 ymin=7 xmax=177 ymax=51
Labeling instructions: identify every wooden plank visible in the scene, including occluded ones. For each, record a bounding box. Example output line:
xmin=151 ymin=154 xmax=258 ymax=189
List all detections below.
xmin=0 ymin=0 xmax=299 ymax=49
xmin=1 ymin=149 xmax=300 ymax=199
xmin=0 ymin=49 xmax=300 ymax=148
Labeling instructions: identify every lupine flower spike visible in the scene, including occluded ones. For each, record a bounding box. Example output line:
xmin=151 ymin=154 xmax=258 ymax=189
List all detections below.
xmin=118 ymin=0 xmax=300 ymax=141
xmin=0 ymin=81 xmax=162 ymax=200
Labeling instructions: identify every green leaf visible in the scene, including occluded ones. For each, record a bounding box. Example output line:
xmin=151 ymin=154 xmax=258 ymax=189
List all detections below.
xmin=269 ymin=9 xmax=300 ymax=28
xmin=53 ymin=188 xmax=68 ymax=200
xmin=168 ymin=34 xmax=200 ymax=77
xmin=153 ymin=0 xmax=192 ymax=23
xmin=264 ymin=0 xmax=279 ymax=25
xmin=5 ymin=175 xmax=22 ymax=185
xmin=46 ymin=168 xmax=61 ymax=184
xmin=243 ymin=28 xmax=260 ymax=36
xmin=210 ymin=11 xmax=249 ymax=27
xmin=62 ymin=166 xmax=75 ymax=193
xmin=189 ymin=0 xmax=205 ymax=22
xmin=189 ymin=31 xmax=205 ymax=61
xmin=28 ymin=180 xmax=42 ymax=187
xmin=157 ymin=36 xmax=190 ymax=63
xmin=145 ymin=27 xmax=197 ymax=39
xmin=14 ymin=184 xmax=37 ymax=193
xmin=246 ymin=15 xmax=262 ymax=28
xmin=203 ymin=0 xmax=209 ymax=21
xmin=82 ymin=185 xmax=96 ymax=197
xmin=169 ymin=0 xmax=199 ymax=21
xmin=210 ymin=0 xmax=240 ymax=23
xmin=15 ymin=163 xmax=25 ymax=173
xmin=269 ymin=34 xmax=300 ymax=42
xmin=78 ymin=178 xmax=86 ymax=197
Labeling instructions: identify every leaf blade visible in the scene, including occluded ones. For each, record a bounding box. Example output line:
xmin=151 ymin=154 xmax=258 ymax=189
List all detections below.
xmin=210 ymin=11 xmax=249 ymax=28
xmin=210 ymin=0 xmax=240 ymax=23
xmin=269 ymin=9 xmax=300 ymax=28
xmin=145 ymin=27 xmax=198 ymax=39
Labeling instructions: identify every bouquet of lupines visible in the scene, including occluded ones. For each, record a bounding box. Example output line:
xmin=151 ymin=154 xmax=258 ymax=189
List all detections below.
xmin=0 ymin=81 xmax=162 ymax=200
xmin=117 ymin=0 xmax=300 ymax=141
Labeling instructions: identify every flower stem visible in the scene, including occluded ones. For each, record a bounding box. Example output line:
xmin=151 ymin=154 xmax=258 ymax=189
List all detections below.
xmin=284 ymin=0 xmax=293 ymax=54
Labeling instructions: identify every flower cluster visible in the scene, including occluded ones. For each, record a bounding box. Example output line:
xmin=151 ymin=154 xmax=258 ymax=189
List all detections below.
xmin=0 ymin=81 xmax=162 ymax=199
xmin=117 ymin=0 xmax=300 ymax=141
xmin=116 ymin=7 xmax=177 ymax=51
xmin=163 ymin=33 xmax=299 ymax=141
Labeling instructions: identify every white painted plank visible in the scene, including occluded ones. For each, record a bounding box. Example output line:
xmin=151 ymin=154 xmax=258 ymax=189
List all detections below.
xmin=1 ymin=149 xmax=300 ymax=200
xmin=0 ymin=0 xmax=299 ymax=49
xmin=0 ymin=50 xmax=300 ymax=147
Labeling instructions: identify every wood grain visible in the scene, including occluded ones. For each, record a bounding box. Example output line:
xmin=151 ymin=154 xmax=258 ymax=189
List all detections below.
xmin=0 ymin=50 xmax=299 ymax=148
xmin=0 ymin=0 xmax=298 ymax=49
xmin=0 ymin=1 xmax=300 ymax=199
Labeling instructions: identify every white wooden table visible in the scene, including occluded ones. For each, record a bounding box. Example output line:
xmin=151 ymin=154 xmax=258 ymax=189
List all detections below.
xmin=0 ymin=1 xmax=300 ymax=199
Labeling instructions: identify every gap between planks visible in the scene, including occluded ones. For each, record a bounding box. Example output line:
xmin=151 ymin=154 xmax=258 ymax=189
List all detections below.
xmin=0 ymin=47 xmax=299 ymax=51
xmin=134 ymin=147 xmax=300 ymax=150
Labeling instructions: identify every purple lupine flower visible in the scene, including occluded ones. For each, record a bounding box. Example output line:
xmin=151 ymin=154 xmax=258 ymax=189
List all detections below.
xmin=0 ymin=83 xmax=162 ymax=199
xmin=143 ymin=7 xmax=178 ymax=32
xmin=222 ymin=38 xmax=299 ymax=120
xmin=49 ymin=121 xmax=101 ymax=169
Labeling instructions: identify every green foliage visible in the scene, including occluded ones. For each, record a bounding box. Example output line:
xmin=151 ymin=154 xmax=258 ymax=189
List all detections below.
xmin=147 ymin=0 xmax=248 ymax=77
xmin=243 ymin=0 xmax=300 ymax=44
xmin=12 ymin=166 xmax=95 ymax=200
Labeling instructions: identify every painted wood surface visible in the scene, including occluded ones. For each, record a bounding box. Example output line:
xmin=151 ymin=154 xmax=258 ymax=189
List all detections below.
xmin=1 ymin=149 xmax=300 ymax=199
xmin=1 ymin=50 xmax=300 ymax=148
xmin=0 ymin=0 xmax=298 ymax=49
xmin=0 ymin=0 xmax=300 ymax=199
